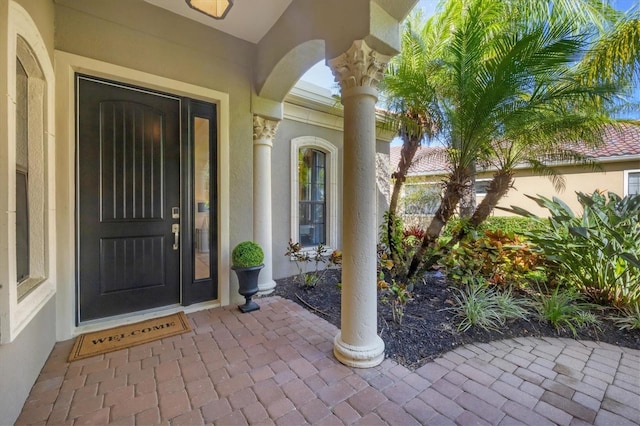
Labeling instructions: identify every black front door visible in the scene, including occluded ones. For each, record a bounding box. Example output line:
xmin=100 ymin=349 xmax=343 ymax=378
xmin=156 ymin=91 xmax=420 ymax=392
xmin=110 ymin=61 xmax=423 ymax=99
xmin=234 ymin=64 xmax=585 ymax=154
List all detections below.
xmin=77 ymin=76 xmax=181 ymax=322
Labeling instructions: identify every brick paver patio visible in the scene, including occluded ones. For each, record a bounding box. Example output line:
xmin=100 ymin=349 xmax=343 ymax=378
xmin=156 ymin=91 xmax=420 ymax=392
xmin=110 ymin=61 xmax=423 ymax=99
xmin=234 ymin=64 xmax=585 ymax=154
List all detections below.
xmin=15 ymin=296 xmax=640 ymax=425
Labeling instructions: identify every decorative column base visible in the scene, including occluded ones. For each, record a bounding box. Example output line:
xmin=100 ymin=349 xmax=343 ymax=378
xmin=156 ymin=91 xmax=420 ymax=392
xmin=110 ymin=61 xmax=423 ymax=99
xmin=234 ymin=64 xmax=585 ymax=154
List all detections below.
xmin=333 ymin=332 xmax=385 ymax=368
xmin=258 ymin=280 xmax=276 ymax=295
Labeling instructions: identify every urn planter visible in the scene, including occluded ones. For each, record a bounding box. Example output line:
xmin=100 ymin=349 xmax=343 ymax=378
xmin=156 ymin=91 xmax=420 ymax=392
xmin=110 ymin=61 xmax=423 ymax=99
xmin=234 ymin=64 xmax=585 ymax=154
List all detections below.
xmin=232 ymin=264 xmax=263 ymax=313
xmin=231 ymin=241 xmax=265 ymax=313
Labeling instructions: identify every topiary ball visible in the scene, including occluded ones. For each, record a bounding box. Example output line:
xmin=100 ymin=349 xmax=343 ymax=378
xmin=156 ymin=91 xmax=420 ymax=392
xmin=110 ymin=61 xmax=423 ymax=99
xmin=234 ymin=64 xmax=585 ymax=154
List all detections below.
xmin=232 ymin=241 xmax=264 ymax=268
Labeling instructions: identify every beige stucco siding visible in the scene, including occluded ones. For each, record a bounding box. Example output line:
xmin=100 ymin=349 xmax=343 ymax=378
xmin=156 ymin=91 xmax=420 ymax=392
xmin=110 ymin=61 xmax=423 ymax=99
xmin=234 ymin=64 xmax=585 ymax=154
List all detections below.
xmin=1 ymin=2 xmax=57 ymax=423
xmin=271 ymin=119 xmax=344 ymax=279
xmin=491 ymin=160 xmax=640 ymax=216
xmin=401 ymin=159 xmax=639 ymax=221
xmin=15 ymin=0 xmax=54 ymax=60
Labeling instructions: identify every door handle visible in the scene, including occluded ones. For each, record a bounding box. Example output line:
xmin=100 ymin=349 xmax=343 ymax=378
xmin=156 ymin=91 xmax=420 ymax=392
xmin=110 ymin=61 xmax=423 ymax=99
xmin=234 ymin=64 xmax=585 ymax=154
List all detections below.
xmin=172 ymin=224 xmax=180 ymax=250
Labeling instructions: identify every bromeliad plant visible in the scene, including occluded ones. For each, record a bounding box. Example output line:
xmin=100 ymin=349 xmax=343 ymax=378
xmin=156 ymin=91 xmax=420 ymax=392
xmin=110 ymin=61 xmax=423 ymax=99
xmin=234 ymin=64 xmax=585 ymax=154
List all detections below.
xmin=501 ymin=191 xmax=640 ymax=308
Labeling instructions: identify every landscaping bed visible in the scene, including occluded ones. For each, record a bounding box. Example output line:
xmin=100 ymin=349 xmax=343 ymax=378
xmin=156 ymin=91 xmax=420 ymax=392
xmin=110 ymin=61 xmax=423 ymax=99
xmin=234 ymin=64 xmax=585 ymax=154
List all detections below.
xmin=274 ymin=269 xmax=640 ymax=370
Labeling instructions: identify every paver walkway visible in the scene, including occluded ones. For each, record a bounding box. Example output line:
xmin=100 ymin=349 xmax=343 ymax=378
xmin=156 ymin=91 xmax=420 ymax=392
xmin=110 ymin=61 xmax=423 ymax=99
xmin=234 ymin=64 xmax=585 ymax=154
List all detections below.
xmin=15 ymin=296 xmax=640 ymax=425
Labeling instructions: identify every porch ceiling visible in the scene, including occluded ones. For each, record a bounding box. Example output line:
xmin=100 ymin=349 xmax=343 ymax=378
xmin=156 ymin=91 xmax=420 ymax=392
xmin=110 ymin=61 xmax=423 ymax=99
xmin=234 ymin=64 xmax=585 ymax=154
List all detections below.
xmin=143 ymin=0 xmax=293 ymax=44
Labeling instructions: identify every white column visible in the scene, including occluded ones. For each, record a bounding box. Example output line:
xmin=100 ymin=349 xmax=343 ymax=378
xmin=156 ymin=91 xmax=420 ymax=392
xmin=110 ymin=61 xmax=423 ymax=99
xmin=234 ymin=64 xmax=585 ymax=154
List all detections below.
xmin=253 ymin=115 xmax=279 ymax=294
xmin=328 ymin=40 xmax=390 ymax=368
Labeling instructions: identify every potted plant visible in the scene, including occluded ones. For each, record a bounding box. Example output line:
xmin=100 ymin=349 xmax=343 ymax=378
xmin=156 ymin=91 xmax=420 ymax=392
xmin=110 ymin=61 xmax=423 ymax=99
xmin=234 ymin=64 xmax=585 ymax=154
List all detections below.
xmin=231 ymin=241 xmax=264 ymax=313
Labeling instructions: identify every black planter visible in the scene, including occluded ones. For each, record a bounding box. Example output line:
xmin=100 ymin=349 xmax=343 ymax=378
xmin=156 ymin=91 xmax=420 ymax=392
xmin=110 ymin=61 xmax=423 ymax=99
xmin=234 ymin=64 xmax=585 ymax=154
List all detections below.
xmin=232 ymin=264 xmax=263 ymax=313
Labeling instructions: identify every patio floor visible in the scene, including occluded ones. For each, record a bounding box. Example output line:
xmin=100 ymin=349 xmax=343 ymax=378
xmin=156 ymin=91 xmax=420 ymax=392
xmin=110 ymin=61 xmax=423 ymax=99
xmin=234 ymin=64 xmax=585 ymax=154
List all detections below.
xmin=16 ymin=296 xmax=640 ymax=425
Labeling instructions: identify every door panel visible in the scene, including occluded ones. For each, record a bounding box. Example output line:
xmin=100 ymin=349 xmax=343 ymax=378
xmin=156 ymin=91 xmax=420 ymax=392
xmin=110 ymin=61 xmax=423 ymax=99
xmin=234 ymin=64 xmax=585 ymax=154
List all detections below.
xmin=77 ymin=76 xmax=181 ymax=322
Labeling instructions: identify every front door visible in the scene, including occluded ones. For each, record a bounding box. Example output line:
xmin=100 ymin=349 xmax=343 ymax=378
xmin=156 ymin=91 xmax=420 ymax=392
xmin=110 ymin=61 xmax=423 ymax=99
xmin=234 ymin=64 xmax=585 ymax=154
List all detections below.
xmin=77 ymin=76 xmax=181 ymax=322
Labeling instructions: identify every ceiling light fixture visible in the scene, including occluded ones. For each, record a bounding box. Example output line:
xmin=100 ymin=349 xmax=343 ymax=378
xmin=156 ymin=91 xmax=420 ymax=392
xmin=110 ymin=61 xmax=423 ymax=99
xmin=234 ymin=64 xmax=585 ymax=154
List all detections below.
xmin=186 ymin=0 xmax=233 ymax=20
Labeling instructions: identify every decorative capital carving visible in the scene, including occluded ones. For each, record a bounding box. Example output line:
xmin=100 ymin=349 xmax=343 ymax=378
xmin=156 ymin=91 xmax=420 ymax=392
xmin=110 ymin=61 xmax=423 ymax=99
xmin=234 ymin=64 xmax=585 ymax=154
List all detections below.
xmin=253 ymin=115 xmax=280 ymax=141
xmin=328 ymin=40 xmax=391 ymax=92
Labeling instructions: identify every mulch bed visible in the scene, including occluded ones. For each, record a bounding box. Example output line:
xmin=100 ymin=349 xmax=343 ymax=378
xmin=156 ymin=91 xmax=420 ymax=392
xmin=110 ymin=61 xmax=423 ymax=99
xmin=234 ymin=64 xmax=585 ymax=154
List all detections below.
xmin=274 ymin=269 xmax=640 ymax=370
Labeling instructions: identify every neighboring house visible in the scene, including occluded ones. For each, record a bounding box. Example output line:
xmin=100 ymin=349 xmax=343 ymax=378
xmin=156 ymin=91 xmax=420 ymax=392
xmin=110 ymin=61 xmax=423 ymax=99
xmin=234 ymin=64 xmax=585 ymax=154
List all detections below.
xmin=0 ymin=0 xmax=414 ymax=421
xmin=391 ymin=124 xmax=640 ymax=225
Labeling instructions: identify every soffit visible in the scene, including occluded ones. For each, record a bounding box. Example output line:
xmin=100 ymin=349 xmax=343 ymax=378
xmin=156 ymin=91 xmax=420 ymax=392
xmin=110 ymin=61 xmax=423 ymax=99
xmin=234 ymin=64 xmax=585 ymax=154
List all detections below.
xmin=143 ymin=0 xmax=293 ymax=44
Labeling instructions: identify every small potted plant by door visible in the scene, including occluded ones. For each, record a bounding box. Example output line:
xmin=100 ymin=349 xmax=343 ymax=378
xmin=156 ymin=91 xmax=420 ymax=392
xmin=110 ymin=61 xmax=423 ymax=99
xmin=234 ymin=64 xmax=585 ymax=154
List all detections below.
xmin=231 ymin=241 xmax=264 ymax=313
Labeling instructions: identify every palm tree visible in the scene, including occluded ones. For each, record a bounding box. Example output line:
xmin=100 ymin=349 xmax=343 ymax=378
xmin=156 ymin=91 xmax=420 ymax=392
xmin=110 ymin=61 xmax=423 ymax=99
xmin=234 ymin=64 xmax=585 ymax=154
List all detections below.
xmin=379 ymin=14 xmax=442 ymax=270
xmin=583 ymin=7 xmax=640 ymax=101
xmin=403 ymin=0 xmax=625 ymax=278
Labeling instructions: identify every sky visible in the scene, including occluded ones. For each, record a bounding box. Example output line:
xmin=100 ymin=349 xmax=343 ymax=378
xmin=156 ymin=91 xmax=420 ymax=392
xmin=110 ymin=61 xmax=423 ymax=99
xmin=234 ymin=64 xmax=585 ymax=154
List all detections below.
xmin=299 ymin=0 xmax=638 ymax=145
xmin=300 ymin=0 xmax=637 ymax=88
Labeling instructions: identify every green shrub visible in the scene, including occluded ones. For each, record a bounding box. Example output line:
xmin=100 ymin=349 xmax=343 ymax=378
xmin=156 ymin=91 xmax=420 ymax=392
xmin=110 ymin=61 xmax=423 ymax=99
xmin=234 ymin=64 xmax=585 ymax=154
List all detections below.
xmin=379 ymin=211 xmax=425 ymax=280
xmin=232 ymin=241 xmax=264 ymax=268
xmin=501 ymin=191 xmax=640 ymax=308
xmin=442 ymin=216 xmax=542 ymax=238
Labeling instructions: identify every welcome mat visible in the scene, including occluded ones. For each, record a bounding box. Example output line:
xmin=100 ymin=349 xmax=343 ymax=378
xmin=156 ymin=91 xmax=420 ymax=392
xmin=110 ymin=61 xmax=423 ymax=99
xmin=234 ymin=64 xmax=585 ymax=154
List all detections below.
xmin=68 ymin=312 xmax=192 ymax=362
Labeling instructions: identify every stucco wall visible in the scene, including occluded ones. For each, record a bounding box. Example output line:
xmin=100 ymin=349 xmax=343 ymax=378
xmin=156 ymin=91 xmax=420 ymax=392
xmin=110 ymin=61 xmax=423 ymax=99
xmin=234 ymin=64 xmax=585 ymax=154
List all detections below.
xmin=0 ymin=298 xmax=57 ymax=424
xmin=272 ymin=116 xmax=391 ymax=280
xmin=15 ymin=0 xmax=54 ymax=60
xmin=492 ymin=160 xmax=639 ymax=216
xmin=271 ymin=119 xmax=345 ymax=279
xmin=403 ymin=160 xmax=639 ymax=223
xmin=0 ymin=1 xmax=57 ymax=422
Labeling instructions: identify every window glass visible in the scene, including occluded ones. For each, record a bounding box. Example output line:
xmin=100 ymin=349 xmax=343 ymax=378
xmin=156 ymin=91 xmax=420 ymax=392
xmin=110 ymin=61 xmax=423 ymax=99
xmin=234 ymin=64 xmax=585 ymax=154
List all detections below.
xmin=15 ymin=36 xmax=47 ymax=301
xmin=475 ymin=179 xmax=491 ymax=196
xmin=628 ymin=172 xmax=640 ymax=195
xmin=299 ymin=148 xmax=326 ymax=246
xmin=16 ymin=58 xmax=29 ymax=283
xmin=194 ymin=117 xmax=211 ymax=280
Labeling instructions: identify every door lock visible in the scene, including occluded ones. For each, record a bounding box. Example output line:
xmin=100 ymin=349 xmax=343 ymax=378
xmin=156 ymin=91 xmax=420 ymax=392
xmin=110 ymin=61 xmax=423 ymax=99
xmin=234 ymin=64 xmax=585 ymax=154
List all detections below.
xmin=172 ymin=223 xmax=180 ymax=250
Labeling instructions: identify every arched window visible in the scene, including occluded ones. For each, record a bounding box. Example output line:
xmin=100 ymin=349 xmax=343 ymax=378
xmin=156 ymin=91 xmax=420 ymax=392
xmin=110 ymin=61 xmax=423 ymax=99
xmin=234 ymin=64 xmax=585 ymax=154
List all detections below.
xmin=15 ymin=35 xmax=47 ymax=299
xmin=1 ymin=2 xmax=56 ymax=343
xmin=291 ymin=137 xmax=337 ymax=250
xmin=299 ymin=148 xmax=326 ymax=246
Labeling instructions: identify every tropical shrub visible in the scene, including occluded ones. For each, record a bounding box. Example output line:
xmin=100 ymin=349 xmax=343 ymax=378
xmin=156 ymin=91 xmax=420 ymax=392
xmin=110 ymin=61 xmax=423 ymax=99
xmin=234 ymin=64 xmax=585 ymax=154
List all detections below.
xmin=378 ymin=275 xmax=413 ymax=326
xmin=285 ymin=240 xmax=341 ymax=288
xmin=380 ymin=211 xmax=426 ymax=280
xmin=502 ymin=191 xmax=640 ymax=307
xmin=440 ymin=230 xmax=543 ymax=287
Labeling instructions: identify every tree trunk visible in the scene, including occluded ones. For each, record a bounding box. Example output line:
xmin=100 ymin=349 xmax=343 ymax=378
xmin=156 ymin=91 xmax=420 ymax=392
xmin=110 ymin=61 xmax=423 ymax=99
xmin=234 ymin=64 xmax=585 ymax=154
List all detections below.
xmin=387 ymin=132 xmax=422 ymax=265
xmin=407 ymin=174 xmax=463 ymax=279
xmin=420 ymin=170 xmax=514 ymax=271
xmin=468 ymin=170 xmax=514 ymax=228
xmin=458 ymin=163 xmax=476 ymax=218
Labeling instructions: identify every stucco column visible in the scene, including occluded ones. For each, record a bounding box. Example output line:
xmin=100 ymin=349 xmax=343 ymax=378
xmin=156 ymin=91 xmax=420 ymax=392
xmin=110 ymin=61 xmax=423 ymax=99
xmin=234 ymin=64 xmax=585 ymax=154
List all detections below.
xmin=253 ymin=115 xmax=279 ymax=294
xmin=328 ymin=40 xmax=390 ymax=368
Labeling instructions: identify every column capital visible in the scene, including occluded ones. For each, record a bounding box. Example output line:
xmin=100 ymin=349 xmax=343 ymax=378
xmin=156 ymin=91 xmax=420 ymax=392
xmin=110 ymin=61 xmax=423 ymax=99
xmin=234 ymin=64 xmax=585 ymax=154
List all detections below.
xmin=328 ymin=40 xmax=391 ymax=93
xmin=253 ymin=115 xmax=280 ymax=142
